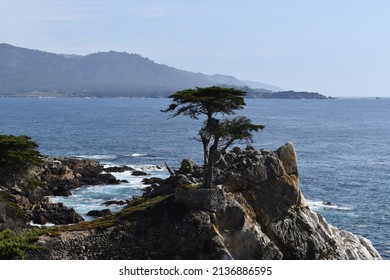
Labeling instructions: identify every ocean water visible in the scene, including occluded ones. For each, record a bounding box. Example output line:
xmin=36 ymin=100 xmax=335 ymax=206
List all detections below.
xmin=0 ymin=97 xmax=389 ymax=259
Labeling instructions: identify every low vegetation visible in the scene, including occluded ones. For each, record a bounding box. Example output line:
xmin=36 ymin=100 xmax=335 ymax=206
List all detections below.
xmin=0 ymin=195 xmax=171 ymax=259
xmin=60 ymin=195 xmax=171 ymax=231
xmin=0 ymin=228 xmax=51 ymax=259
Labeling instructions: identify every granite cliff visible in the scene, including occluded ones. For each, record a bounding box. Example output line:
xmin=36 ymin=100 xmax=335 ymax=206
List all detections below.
xmin=21 ymin=143 xmax=381 ymax=260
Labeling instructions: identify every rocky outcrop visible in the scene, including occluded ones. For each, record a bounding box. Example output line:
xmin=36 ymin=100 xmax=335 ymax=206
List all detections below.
xmin=103 ymin=166 xmax=135 ymax=173
xmin=26 ymin=143 xmax=382 ymax=260
xmin=30 ymin=197 xmax=84 ymax=225
xmin=210 ymin=143 xmax=381 ymax=259
xmin=131 ymin=170 xmax=149 ymax=176
xmin=86 ymin=209 xmax=112 ymax=217
xmin=103 ymin=200 xmax=127 ymax=206
xmin=0 ymin=156 xmax=122 ymax=231
xmin=38 ymin=157 xmax=119 ymax=194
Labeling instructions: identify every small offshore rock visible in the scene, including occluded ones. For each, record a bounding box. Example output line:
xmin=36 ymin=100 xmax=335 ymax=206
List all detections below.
xmin=142 ymin=177 xmax=165 ymax=185
xmin=132 ymin=170 xmax=148 ymax=176
xmin=103 ymin=166 xmax=135 ymax=173
xmin=86 ymin=209 xmax=112 ymax=217
xmin=97 ymin=173 xmax=120 ymax=184
xmin=103 ymin=200 xmax=127 ymax=206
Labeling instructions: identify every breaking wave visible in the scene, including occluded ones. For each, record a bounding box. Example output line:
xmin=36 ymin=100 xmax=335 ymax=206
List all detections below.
xmin=307 ymin=200 xmax=354 ymax=211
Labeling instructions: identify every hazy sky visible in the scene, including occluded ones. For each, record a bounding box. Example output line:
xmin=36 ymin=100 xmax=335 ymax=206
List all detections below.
xmin=1 ymin=0 xmax=389 ymax=97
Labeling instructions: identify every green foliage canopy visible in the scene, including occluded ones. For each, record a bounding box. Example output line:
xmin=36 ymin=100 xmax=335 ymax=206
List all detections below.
xmin=0 ymin=135 xmax=42 ymax=183
xmin=162 ymin=86 xmax=264 ymax=188
xmin=214 ymin=116 xmax=265 ymax=152
xmin=162 ymin=86 xmax=246 ymax=119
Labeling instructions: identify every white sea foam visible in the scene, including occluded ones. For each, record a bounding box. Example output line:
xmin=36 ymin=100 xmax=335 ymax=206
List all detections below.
xmin=28 ymin=221 xmax=55 ymax=228
xmin=50 ymin=163 xmax=169 ymax=220
xmin=110 ymin=171 xmax=145 ymax=187
xmin=73 ymin=154 xmax=118 ymax=160
xmin=102 ymin=164 xmax=166 ymax=173
xmin=51 ymin=183 xmax=143 ymax=221
xmin=129 ymin=153 xmax=149 ymax=157
xmin=131 ymin=164 xmax=166 ymax=172
xmin=307 ymin=200 xmax=354 ymax=211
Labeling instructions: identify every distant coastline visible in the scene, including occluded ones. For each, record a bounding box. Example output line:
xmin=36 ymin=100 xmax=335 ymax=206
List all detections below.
xmin=0 ymin=90 xmax=333 ymax=99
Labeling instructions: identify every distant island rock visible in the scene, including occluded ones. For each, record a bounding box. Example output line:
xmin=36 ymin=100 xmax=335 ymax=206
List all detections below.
xmin=236 ymin=86 xmax=331 ymax=99
xmin=0 ymin=43 xmax=330 ymax=99
xmin=257 ymin=90 xmax=330 ymax=99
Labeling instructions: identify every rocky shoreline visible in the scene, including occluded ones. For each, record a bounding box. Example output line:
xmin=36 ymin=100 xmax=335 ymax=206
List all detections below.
xmin=0 ymin=143 xmax=383 ymax=259
xmin=0 ymin=156 xmax=120 ymax=231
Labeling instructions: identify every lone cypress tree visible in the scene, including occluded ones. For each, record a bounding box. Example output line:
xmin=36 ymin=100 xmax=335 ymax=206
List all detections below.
xmin=162 ymin=86 xmax=264 ymax=188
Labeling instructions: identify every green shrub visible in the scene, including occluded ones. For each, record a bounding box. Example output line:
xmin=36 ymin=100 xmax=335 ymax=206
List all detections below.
xmin=0 ymin=228 xmax=50 ymax=259
xmin=26 ymin=178 xmax=42 ymax=190
xmin=5 ymin=202 xmax=28 ymax=220
xmin=0 ymin=135 xmax=42 ymax=184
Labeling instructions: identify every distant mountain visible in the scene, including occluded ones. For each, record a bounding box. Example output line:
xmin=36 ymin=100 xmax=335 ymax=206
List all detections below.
xmin=0 ymin=43 xmax=215 ymax=97
xmin=242 ymin=80 xmax=283 ymax=92
xmin=0 ymin=43 xmax=329 ymax=99
xmin=204 ymin=74 xmax=246 ymax=87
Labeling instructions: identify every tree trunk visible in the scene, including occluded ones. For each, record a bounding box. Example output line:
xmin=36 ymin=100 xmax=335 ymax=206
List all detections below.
xmin=204 ymin=163 xmax=213 ymax=189
xmin=204 ymin=138 xmax=219 ymax=189
xmin=201 ymin=135 xmax=210 ymax=186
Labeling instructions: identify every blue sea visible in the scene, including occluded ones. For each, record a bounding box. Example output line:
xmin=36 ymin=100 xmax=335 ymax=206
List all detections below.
xmin=0 ymin=97 xmax=389 ymax=259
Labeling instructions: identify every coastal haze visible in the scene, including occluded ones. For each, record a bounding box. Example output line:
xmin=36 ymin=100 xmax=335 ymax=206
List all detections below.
xmin=1 ymin=0 xmax=389 ymax=97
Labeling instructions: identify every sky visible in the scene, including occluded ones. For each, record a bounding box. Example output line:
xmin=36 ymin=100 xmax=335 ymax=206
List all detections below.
xmin=0 ymin=0 xmax=389 ymax=97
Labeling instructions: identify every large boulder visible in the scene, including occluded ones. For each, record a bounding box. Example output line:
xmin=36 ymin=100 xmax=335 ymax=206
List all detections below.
xmin=86 ymin=209 xmax=112 ymax=217
xmin=30 ymin=198 xmax=84 ymax=225
xmin=178 ymin=159 xmax=199 ymax=175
